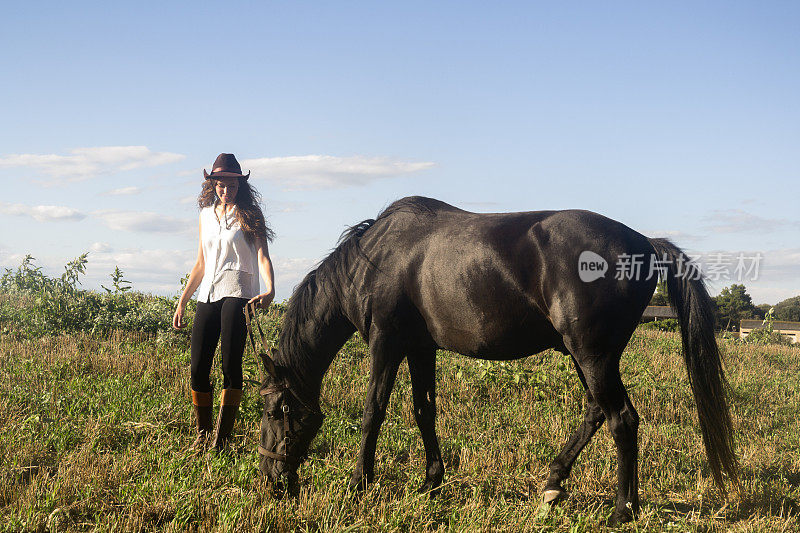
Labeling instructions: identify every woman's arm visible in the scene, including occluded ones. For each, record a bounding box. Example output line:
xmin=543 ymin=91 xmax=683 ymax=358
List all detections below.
xmin=173 ymin=215 xmax=205 ymax=329
xmin=248 ymin=237 xmax=275 ymax=309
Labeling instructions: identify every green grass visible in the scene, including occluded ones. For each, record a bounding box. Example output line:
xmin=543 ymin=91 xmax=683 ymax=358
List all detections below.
xmin=2 ymin=325 xmax=800 ymax=531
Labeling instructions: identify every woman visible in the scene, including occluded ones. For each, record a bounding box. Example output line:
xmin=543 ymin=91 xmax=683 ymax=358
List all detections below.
xmin=173 ymin=153 xmax=275 ymax=451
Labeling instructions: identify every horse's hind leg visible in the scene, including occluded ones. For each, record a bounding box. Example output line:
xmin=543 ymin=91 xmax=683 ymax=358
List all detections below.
xmin=407 ymin=349 xmax=444 ymax=493
xmin=543 ymin=357 xmax=605 ymax=503
xmin=579 ymin=356 xmax=640 ymax=524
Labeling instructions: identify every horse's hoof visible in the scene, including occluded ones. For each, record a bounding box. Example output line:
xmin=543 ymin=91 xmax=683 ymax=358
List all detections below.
xmin=418 ymin=480 xmax=442 ymax=496
xmin=541 ymin=488 xmax=568 ymax=504
xmin=608 ymin=508 xmax=634 ymax=526
xmin=347 ymin=476 xmax=369 ymax=492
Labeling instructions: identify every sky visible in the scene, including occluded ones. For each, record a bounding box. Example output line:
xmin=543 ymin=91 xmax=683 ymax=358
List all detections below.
xmin=1 ymin=1 xmax=798 ymax=304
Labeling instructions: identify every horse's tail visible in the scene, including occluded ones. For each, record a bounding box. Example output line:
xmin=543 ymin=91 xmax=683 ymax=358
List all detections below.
xmin=648 ymin=238 xmax=739 ymax=489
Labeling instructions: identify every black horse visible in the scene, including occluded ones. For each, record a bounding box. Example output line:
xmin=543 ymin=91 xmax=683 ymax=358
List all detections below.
xmin=257 ymin=196 xmax=737 ymax=523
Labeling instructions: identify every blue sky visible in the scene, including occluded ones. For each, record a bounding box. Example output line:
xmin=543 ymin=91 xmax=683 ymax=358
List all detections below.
xmin=2 ymin=1 xmax=798 ymax=304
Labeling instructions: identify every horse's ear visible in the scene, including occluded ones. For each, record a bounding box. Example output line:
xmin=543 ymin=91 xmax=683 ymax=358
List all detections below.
xmin=261 ymin=351 xmax=277 ymax=379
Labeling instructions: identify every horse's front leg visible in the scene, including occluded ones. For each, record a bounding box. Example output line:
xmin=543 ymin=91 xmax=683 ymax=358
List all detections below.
xmin=349 ymin=337 xmax=402 ymax=490
xmin=408 ymin=349 xmax=444 ymax=493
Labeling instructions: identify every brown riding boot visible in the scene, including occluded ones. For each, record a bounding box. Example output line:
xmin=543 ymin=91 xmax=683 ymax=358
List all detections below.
xmin=190 ymin=389 xmax=213 ymax=450
xmin=211 ymin=388 xmax=243 ymax=451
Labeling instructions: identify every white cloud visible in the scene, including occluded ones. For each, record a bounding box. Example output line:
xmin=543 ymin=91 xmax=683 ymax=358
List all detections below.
xmin=458 ymin=201 xmax=503 ymax=211
xmin=93 ymin=210 xmax=193 ymax=234
xmin=691 ymin=247 xmax=800 ymax=304
xmin=0 ymin=202 xmax=86 ymax=222
xmin=90 ymin=242 xmax=113 ymax=253
xmin=105 ymin=186 xmax=142 ymax=196
xmin=272 ymin=257 xmax=321 ymax=300
xmin=268 ymin=200 xmax=306 ymax=213
xmin=0 ymin=146 xmax=185 ymax=183
xmin=85 ymin=247 xmax=196 ymax=295
xmin=702 ymin=209 xmax=800 ymax=234
xmin=746 ymin=286 xmax=798 ymax=305
xmin=241 ymin=155 xmax=436 ymax=191
xmin=643 ymin=229 xmax=703 ymax=243
xmin=90 ymin=248 xmax=194 ymax=274
xmin=0 ymin=248 xmax=28 ymax=270
xmin=759 ymin=248 xmax=800 ymax=283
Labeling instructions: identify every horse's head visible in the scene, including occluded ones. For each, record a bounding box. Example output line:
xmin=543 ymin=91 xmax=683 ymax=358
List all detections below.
xmin=258 ymin=349 xmax=324 ymax=486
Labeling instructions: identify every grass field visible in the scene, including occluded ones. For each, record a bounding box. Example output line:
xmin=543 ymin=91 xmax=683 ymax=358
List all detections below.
xmin=2 ymin=322 xmax=799 ymax=531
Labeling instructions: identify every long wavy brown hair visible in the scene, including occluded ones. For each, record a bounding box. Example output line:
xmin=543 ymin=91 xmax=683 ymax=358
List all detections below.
xmin=198 ymin=179 xmax=275 ymax=245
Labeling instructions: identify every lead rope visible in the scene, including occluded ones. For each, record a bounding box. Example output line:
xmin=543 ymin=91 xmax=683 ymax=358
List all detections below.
xmin=244 ymin=302 xmax=271 ymax=378
xmin=244 ymin=302 xmax=259 ymax=360
xmin=246 ymin=304 xmax=298 ymax=464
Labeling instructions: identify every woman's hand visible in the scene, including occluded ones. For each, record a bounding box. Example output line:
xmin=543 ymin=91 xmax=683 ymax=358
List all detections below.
xmin=248 ymin=291 xmax=274 ymax=310
xmin=173 ymin=302 xmax=187 ymax=330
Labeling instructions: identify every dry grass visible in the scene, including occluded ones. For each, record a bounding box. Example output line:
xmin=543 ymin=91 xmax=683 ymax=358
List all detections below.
xmin=1 ymin=327 xmax=799 ymax=531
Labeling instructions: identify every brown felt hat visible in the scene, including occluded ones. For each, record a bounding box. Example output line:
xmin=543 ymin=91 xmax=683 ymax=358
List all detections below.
xmin=203 ymin=153 xmax=250 ymax=180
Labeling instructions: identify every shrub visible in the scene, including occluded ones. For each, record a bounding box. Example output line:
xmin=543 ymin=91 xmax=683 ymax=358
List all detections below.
xmin=0 ymin=254 xmax=192 ymax=338
xmin=744 ymin=327 xmax=793 ymax=346
xmin=742 ymin=308 xmax=793 ymax=346
xmin=640 ymin=318 xmax=679 ymax=332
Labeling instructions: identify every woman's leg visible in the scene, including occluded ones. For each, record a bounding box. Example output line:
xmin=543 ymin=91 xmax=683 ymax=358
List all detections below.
xmin=190 ymin=300 xmax=222 ymax=392
xmin=212 ymin=297 xmax=248 ymax=449
xmin=219 ymin=297 xmax=248 ymax=390
xmin=189 ymin=300 xmax=223 ymax=448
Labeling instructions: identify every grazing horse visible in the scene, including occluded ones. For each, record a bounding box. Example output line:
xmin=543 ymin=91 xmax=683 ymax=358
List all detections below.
xmin=257 ymin=196 xmax=737 ymax=523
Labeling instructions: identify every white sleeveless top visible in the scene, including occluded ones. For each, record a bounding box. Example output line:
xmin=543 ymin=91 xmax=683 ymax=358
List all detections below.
xmin=196 ymin=204 xmax=260 ymax=303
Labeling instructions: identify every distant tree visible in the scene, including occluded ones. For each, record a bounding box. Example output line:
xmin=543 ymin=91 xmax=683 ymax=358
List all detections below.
xmin=649 ymin=280 xmax=670 ymax=306
xmin=713 ymin=284 xmax=758 ymax=331
xmin=774 ymin=295 xmax=800 ymax=322
xmin=755 ymin=303 xmax=771 ymax=320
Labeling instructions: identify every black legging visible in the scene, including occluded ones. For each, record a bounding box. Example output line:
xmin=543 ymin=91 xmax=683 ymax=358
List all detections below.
xmin=190 ymin=297 xmax=248 ymax=392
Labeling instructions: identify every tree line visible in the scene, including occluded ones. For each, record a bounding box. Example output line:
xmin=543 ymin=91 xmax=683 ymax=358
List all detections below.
xmin=650 ymin=281 xmax=800 ymax=331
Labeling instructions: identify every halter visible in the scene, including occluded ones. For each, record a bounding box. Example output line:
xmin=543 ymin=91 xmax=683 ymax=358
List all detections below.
xmin=244 ymin=303 xmax=323 ymax=465
xmin=257 ymin=384 xmax=302 ymax=464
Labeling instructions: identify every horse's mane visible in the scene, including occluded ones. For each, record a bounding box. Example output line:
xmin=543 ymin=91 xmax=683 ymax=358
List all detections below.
xmin=275 ymin=196 xmax=446 ymax=383
xmin=275 ymin=218 xmax=375 ymax=379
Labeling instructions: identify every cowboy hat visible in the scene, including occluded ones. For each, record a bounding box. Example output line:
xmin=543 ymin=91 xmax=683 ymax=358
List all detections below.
xmin=203 ymin=153 xmax=250 ymax=180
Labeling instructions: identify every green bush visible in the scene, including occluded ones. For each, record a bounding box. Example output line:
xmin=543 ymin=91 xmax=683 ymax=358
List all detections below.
xmin=741 ymin=308 xmax=793 ymax=346
xmin=640 ymin=318 xmax=679 ymax=332
xmin=743 ymin=327 xmax=793 ymax=346
xmin=0 ymin=254 xmax=193 ymax=338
